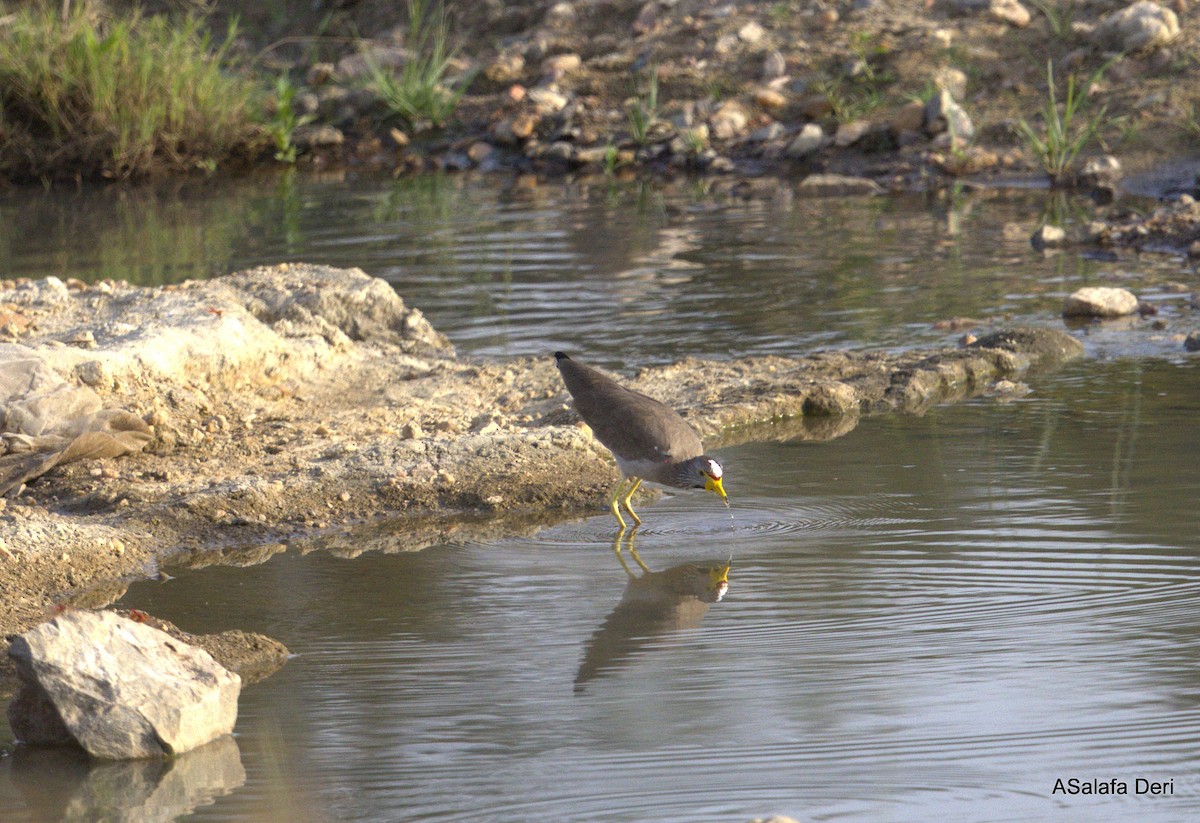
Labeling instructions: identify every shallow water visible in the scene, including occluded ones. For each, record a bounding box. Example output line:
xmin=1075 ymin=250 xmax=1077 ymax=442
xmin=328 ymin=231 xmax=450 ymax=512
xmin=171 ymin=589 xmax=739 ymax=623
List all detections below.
xmin=2 ymin=174 xmax=1189 ymax=368
xmin=4 ymin=358 xmax=1199 ymax=822
xmin=3 ymin=176 xmax=1200 ymax=821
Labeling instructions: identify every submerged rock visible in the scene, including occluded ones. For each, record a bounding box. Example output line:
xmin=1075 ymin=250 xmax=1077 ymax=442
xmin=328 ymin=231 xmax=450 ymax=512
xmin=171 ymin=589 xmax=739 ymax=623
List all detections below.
xmin=8 ymin=610 xmax=241 ymax=759
xmin=969 ymin=327 xmax=1084 ymax=363
xmin=796 ymin=174 xmax=883 ymax=197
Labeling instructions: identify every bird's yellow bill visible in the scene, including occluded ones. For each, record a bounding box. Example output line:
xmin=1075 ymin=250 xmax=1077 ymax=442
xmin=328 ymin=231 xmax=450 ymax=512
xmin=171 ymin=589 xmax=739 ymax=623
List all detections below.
xmin=705 ymin=474 xmax=727 ymax=501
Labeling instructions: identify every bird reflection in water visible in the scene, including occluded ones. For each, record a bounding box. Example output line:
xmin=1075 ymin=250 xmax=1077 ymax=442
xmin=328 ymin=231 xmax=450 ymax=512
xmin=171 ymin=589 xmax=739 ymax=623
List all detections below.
xmin=574 ymin=529 xmax=730 ymax=692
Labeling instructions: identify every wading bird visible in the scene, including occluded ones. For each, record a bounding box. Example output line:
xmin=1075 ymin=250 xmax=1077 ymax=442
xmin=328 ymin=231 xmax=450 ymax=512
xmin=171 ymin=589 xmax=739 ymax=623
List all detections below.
xmin=555 ymin=352 xmax=727 ymax=529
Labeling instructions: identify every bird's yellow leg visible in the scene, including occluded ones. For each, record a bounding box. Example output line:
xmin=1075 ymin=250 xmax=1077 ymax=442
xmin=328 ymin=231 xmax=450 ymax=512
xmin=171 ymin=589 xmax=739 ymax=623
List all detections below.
xmin=612 ymin=531 xmax=636 ymax=578
xmin=625 ymin=526 xmax=651 ymax=573
xmin=608 ymin=479 xmax=629 ymax=529
xmin=621 ymin=478 xmax=644 ymax=526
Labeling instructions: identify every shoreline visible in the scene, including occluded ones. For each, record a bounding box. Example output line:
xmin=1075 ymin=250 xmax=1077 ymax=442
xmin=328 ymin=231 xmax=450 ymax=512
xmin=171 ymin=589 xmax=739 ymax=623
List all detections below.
xmin=0 ymin=263 xmax=1090 ymax=688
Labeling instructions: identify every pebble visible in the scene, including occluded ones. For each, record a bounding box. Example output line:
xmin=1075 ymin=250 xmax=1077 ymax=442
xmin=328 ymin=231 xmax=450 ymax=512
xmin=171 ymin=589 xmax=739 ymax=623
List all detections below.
xmin=540 ymin=53 xmax=581 ymax=83
xmin=754 ymin=88 xmax=787 ymax=111
xmin=1030 ymin=224 xmax=1067 ymax=250
xmin=67 ymin=330 xmax=96 ymax=349
xmin=467 ymin=142 xmax=494 ymax=164
xmin=1186 ymin=331 xmax=1200 ymax=352
xmin=924 ymin=89 xmax=975 ymax=140
xmin=834 ymin=120 xmax=870 ymax=147
xmin=747 ymin=122 xmax=785 ymax=142
xmin=738 ymin=21 xmax=766 ymax=44
xmin=990 ymin=0 xmax=1032 ymax=28
xmin=75 ymin=360 xmax=110 ymax=388
xmin=709 ymin=100 xmax=750 ymax=140
xmin=785 ymin=123 xmax=825 ymax=158
xmin=528 ymin=87 xmax=569 ymax=113
xmin=762 ymin=50 xmax=787 ymax=81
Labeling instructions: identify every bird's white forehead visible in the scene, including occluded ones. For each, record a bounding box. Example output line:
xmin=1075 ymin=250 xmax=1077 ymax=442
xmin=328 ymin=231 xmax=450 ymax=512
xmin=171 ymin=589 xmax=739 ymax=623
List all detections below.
xmin=707 ymin=459 xmax=722 ymax=478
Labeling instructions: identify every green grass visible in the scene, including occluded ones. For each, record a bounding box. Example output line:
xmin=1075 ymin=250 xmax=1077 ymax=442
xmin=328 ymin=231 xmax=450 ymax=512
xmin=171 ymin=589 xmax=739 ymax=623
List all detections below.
xmin=268 ymin=72 xmax=315 ymax=163
xmin=367 ymin=0 xmax=469 ymax=128
xmin=1015 ymin=60 xmax=1112 ymax=184
xmin=0 ymin=4 xmax=261 ymax=181
xmin=813 ymin=76 xmax=887 ymax=123
xmin=1028 ymin=0 xmax=1076 ymax=40
xmin=627 ymin=69 xmax=659 ymax=145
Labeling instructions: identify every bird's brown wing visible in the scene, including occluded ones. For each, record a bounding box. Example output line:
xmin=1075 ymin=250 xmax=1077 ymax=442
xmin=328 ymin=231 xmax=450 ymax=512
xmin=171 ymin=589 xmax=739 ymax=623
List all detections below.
xmin=557 ymin=356 xmax=704 ymax=463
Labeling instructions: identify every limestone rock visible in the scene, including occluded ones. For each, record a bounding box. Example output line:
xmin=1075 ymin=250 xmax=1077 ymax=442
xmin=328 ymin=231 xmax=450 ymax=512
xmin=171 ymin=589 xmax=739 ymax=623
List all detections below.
xmin=1093 ymin=2 xmax=1179 ymax=52
xmin=227 ymin=266 xmax=450 ymax=350
xmin=8 ymin=610 xmax=241 ymax=759
xmin=1063 ymin=286 xmax=1139 ymax=317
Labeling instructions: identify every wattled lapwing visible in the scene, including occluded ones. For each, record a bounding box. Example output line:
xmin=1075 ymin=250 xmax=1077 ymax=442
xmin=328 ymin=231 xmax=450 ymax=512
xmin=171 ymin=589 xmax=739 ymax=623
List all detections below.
xmin=555 ymin=352 xmax=726 ymax=529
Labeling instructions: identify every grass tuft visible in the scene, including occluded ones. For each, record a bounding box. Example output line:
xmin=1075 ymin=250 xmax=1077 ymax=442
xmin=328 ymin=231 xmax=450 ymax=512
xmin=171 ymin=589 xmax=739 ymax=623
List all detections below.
xmin=626 ymin=69 xmax=659 ymax=145
xmin=367 ymin=0 xmax=469 ymax=129
xmin=1015 ymin=60 xmax=1113 ymax=184
xmin=0 ymin=4 xmax=261 ymax=180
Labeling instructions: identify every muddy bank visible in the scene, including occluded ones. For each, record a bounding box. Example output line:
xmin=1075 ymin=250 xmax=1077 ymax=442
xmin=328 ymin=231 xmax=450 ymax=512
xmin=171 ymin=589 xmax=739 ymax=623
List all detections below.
xmin=0 ymin=263 xmax=1089 ymax=659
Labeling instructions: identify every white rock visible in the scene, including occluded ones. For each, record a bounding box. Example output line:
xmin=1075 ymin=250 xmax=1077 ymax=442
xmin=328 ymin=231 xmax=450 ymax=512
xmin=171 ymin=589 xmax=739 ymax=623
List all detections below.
xmin=738 ymin=21 xmax=766 ymax=44
xmin=1031 ymin=224 xmax=1067 ymax=250
xmin=709 ymin=100 xmax=750 ymax=140
xmin=785 ymin=123 xmax=826 ymax=158
xmin=527 ymin=86 xmax=569 ymax=113
xmin=924 ymin=89 xmax=975 ymax=140
xmin=1063 ymin=286 xmax=1139 ymax=317
xmin=7 ymin=610 xmax=241 ymax=759
xmin=1093 ymin=1 xmax=1179 ymax=52
xmin=934 ymin=66 xmax=968 ymax=102
xmin=834 ymin=120 xmax=870 ymax=147
xmin=990 ymin=0 xmax=1031 ymax=28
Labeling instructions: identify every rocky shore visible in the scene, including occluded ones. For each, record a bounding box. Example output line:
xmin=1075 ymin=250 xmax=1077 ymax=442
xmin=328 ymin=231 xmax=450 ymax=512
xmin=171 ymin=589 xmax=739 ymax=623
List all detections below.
xmin=266 ymin=0 xmax=1193 ymax=192
xmin=0 ymin=263 xmax=1093 ymax=694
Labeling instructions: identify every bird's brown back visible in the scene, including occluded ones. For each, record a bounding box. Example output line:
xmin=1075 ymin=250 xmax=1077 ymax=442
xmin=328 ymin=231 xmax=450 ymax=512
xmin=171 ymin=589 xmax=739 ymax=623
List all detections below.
xmin=555 ymin=354 xmax=704 ymax=463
